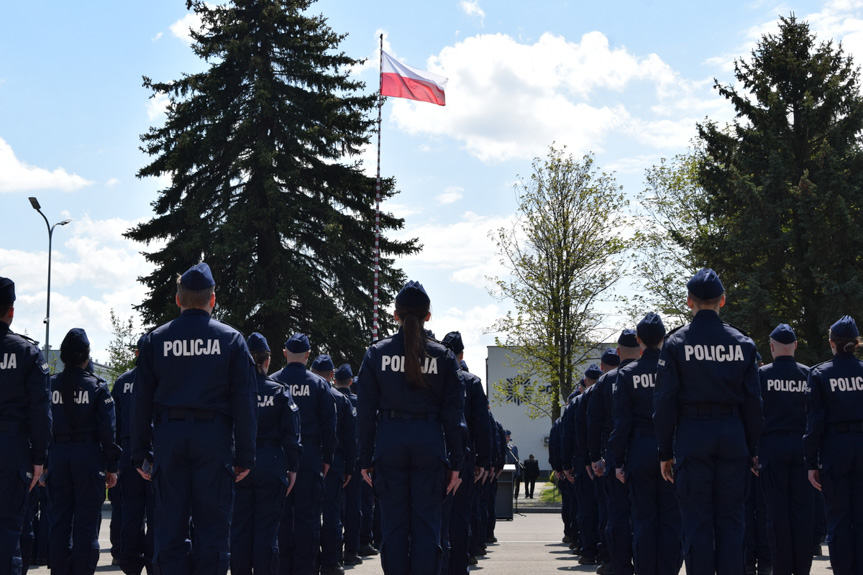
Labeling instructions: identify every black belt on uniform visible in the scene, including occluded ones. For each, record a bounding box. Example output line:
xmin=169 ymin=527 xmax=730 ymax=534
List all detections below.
xmin=379 ymin=410 xmax=439 ymax=422
xmin=161 ymin=408 xmax=231 ymax=424
xmin=0 ymin=420 xmax=27 ymax=435
xmin=832 ymin=421 xmax=863 ymax=433
xmin=256 ymin=438 xmax=282 ymax=448
xmin=53 ymin=432 xmax=100 ymax=443
xmin=681 ymin=403 xmax=738 ymax=417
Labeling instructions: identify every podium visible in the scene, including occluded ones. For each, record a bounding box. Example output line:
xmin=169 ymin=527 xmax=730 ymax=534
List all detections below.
xmin=495 ymin=463 xmax=515 ymax=520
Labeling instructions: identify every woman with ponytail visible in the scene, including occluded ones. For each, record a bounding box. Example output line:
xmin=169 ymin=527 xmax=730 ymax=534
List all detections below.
xmin=803 ymin=315 xmax=863 ymax=575
xmin=356 ymin=281 xmax=467 ymax=575
xmin=47 ymin=328 xmax=121 ymax=575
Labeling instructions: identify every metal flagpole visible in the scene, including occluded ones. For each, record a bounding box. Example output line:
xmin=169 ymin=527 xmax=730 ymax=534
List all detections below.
xmin=372 ymin=34 xmax=383 ymax=342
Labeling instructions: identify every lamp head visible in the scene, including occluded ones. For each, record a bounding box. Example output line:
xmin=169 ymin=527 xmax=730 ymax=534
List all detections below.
xmin=59 ymin=219 xmax=71 ymax=226
xmin=28 ymin=197 xmax=41 ymax=210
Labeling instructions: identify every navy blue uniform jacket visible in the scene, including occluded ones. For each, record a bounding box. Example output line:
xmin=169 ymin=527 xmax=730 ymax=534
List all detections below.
xmin=255 ymin=371 xmax=302 ymax=472
xmin=461 ymin=367 xmax=492 ymax=468
xmin=758 ymin=356 xmax=809 ymax=436
xmin=271 ymin=363 xmax=337 ymax=465
xmin=610 ymin=348 xmax=661 ymax=465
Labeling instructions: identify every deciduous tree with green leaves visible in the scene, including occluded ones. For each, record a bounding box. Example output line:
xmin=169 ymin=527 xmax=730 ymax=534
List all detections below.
xmin=105 ymin=310 xmax=138 ymax=385
xmin=125 ymin=0 xmax=417 ymax=365
xmin=696 ymin=14 xmax=863 ymax=363
xmin=489 ymin=146 xmax=627 ymax=421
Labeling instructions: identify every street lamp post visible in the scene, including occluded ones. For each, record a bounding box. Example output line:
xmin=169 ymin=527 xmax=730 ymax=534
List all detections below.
xmin=28 ymin=197 xmax=71 ymax=357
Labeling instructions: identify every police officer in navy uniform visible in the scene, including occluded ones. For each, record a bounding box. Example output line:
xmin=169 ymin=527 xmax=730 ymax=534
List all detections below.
xmin=333 ymin=364 xmax=363 ymax=567
xmin=757 ymin=323 xmax=812 ymax=575
xmin=231 ymin=333 xmax=301 ymax=575
xmin=610 ymin=312 xmax=682 ymax=575
xmin=313 ymin=354 xmax=357 ymax=575
xmin=654 ymin=268 xmax=763 ymax=575
xmin=131 ymin=262 xmax=257 ymax=574
xmin=570 ymin=363 xmax=603 ymax=566
xmin=271 ymin=333 xmax=336 ymax=575
xmin=0 ymin=277 xmax=51 ymax=575
xmin=357 ymin=280 xmax=466 ymax=575
xmin=804 ymin=315 xmax=863 ymax=575
xmin=47 ymin=328 xmax=121 ymax=575
xmin=111 ymin=339 xmax=154 ymax=575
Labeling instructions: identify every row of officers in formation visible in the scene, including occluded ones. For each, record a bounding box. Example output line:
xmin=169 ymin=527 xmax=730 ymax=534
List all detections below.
xmin=0 ymin=266 xmax=523 ymax=575
xmin=548 ymin=268 xmax=863 ymax=575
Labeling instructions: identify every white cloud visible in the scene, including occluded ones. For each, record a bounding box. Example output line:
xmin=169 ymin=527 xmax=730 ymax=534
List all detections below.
xmin=106 ymin=178 xmax=119 ymax=187
xmin=152 ymin=32 xmax=163 ymax=42
xmin=169 ymin=12 xmax=204 ymax=45
xmin=460 ymin=1 xmax=486 ymax=27
xmin=387 ymin=32 xmax=716 ymax=163
xmin=435 ymin=186 xmax=464 ymax=204
xmin=428 ymin=302 xmax=501 ymax=373
xmin=146 ymin=92 xmax=170 ymax=120
xmin=350 ymin=29 xmax=394 ymax=76
xmin=0 ymin=137 xmax=93 ymax=193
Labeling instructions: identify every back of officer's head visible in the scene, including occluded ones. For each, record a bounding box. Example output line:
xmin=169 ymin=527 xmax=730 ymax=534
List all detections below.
xmin=637 ymin=312 xmax=666 ymax=349
xmin=60 ymin=328 xmax=91 ymax=369
xmin=0 ymin=277 xmax=15 ymax=323
xmin=686 ymin=268 xmax=726 ymax=311
xmin=829 ymin=315 xmax=860 ymax=356
xmin=768 ymin=323 xmax=797 ymax=358
xmin=618 ymin=329 xmax=641 ymax=360
xmin=335 ymin=363 xmax=353 ymax=387
xmin=395 ymin=281 xmax=431 ymax=388
xmin=284 ymin=333 xmax=311 ymax=364
xmin=247 ymin=332 xmax=271 ymax=375
xmin=176 ymin=263 xmax=216 ymax=310
xmin=311 ymin=354 xmax=335 ymax=381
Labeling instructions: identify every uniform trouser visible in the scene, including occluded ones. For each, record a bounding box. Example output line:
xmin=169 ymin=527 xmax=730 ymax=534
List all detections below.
xmin=359 ymin=480 xmax=374 ymax=547
xmin=279 ymin=439 xmax=324 ymax=575
xmin=594 ymin=470 xmax=610 ymax=562
xmin=21 ymin=484 xmax=42 ymax=574
xmin=0 ymin=435 xmax=30 ymax=575
xmin=626 ymin=435 xmax=682 ymax=575
xmin=47 ymin=442 xmax=106 ymax=575
xmin=745 ymin=472 xmax=771 ymax=572
xmin=566 ymin=478 xmax=579 ymax=542
xmin=33 ymin=487 xmax=49 ymax=565
xmin=320 ymin=453 xmax=346 ymax=568
xmin=575 ymin=468 xmax=599 ymax=561
xmin=486 ymin=478 xmax=498 ymax=537
xmin=602 ymin=462 xmax=634 ymax=575
xmin=674 ymin=415 xmax=749 ymax=575
xmin=819 ymin=431 xmax=863 ymax=575
xmin=440 ymin=488 xmax=452 ymax=575
xmin=342 ymin=462 xmax=362 ymax=555
xmin=231 ymin=447 xmax=288 ymax=575
xmin=109 ymin=484 xmax=121 ymax=559
xmin=373 ymin=419 xmax=446 ymax=575
xmin=470 ymin=481 xmax=485 ymax=554
xmin=560 ymin=478 xmax=572 ymax=536
xmin=448 ymin=457 xmax=475 ymax=575
xmin=116 ymin=451 xmax=154 ymax=575
xmin=758 ymin=433 xmax=813 ymax=575
xmin=151 ymin=419 xmax=234 ymax=575
xmin=525 ymin=479 xmax=536 ymax=498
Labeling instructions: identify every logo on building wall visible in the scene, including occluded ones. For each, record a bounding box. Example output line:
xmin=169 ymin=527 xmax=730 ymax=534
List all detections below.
xmin=504 ymin=377 xmax=532 ymax=405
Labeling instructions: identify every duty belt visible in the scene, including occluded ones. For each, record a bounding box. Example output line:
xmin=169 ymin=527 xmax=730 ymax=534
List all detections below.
xmin=0 ymin=420 xmax=27 ymax=435
xmin=53 ymin=432 xmax=100 ymax=443
xmin=379 ymin=410 xmax=439 ymax=421
xmin=681 ymin=403 xmax=738 ymax=417
xmin=161 ymin=407 xmax=231 ymax=424
xmin=832 ymin=421 xmax=863 ymax=433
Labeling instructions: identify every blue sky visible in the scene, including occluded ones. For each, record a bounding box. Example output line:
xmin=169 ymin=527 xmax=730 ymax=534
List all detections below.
xmin=1 ymin=0 xmax=857 ymax=371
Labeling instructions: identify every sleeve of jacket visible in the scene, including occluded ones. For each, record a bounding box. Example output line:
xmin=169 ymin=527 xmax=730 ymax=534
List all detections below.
xmin=654 ymin=341 xmax=681 ymax=461
xmin=342 ymin=396 xmax=358 ymax=472
xmin=25 ymin=345 xmax=52 ymax=466
xmin=740 ymin=345 xmax=764 ymax=457
xmin=96 ymin=383 xmax=122 ymax=474
xmin=610 ymin=370 xmax=633 ymax=466
xmin=575 ymin=392 xmax=591 ymax=467
xmin=280 ymin=389 xmax=302 ymax=473
xmin=230 ymin=335 xmax=257 ymax=470
xmin=560 ymin=402 xmax=575 ymax=470
xmin=548 ymin=420 xmax=561 ymax=471
xmin=587 ymin=379 xmax=606 ymax=463
xmin=441 ymin=353 xmax=467 ymax=470
xmin=130 ymin=335 xmax=155 ymax=468
xmin=470 ymin=379 xmax=492 ymax=468
xmin=803 ymin=368 xmax=825 ymax=470
xmin=319 ymin=380 xmax=337 ymax=466
xmin=356 ymin=348 xmax=380 ymax=469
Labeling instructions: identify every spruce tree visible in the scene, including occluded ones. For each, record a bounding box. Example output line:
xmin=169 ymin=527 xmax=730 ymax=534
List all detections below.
xmin=696 ymin=15 xmax=863 ymax=364
xmin=126 ymin=0 xmax=418 ymax=365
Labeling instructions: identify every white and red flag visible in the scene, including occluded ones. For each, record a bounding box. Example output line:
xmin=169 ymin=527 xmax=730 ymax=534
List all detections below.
xmin=380 ymin=51 xmax=448 ymax=106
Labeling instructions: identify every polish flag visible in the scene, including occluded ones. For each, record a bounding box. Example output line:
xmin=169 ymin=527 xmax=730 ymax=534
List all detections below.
xmin=381 ymin=51 xmax=448 ymax=107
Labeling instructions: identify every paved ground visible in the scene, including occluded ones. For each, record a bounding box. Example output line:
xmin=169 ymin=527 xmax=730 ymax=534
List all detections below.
xmin=30 ymin=482 xmax=835 ymax=574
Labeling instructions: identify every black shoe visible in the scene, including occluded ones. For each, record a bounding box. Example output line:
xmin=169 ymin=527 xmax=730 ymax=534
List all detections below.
xmin=813 ymin=545 xmax=823 ymax=557
xmin=343 ymin=553 xmax=363 ymax=566
xmin=596 ymin=562 xmax=613 ymax=574
xmin=320 ymin=565 xmax=345 ymax=575
xmin=358 ymin=543 xmax=378 ymax=557
xmin=468 ymin=555 xmax=478 ymax=566
xmin=486 ymin=535 xmax=497 ymax=543
xmin=579 ymin=556 xmax=597 ymax=565
xmin=562 ymin=535 xmax=571 ymax=544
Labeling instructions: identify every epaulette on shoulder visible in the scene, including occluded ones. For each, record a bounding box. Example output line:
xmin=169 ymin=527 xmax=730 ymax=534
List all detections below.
xmin=664 ymin=324 xmax=685 ymax=338
xmin=809 ymin=359 xmax=831 ymax=372
xmin=18 ymin=333 xmax=40 ymax=347
xmin=723 ymin=321 xmax=750 ymax=338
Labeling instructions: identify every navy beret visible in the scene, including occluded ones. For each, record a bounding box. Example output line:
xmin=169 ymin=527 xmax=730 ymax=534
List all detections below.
xmin=442 ymin=331 xmax=465 ymax=354
xmin=335 ymin=363 xmax=353 ymax=381
xmin=285 ymin=333 xmax=311 ymax=353
xmin=460 ymin=359 xmax=470 ymax=372
xmin=618 ymin=328 xmax=639 ymax=348
xmin=395 ymin=280 xmax=430 ymax=308
xmin=505 ymin=430 xmax=512 ymax=436
xmin=61 ymin=328 xmax=90 ymax=353
xmin=584 ymin=363 xmax=602 ymax=380
xmin=600 ymin=348 xmax=620 ymax=366
xmin=769 ymin=323 xmax=796 ymax=344
xmin=181 ymin=262 xmax=215 ymax=290
xmin=830 ymin=315 xmax=859 ymax=339
xmin=247 ymin=332 xmax=270 ymax=353
xmin=0 ymin=277 xmax=15 ymax=306
xmin=687 ymin=268 xmax=724 ymax=300
xmin=637 ymin=312 xmax=666 ymax=344
xmin=312 ymin=354 xmax=334 ymax=371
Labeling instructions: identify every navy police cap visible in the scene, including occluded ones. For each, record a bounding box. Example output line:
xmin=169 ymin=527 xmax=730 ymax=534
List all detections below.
xmin=443 ymin=331 xmax=465 ymax=354
xmin=61 ymin=328 xmax=90 ymax=353
xmin=637 ymin=312 xmax=666 ymax=344
xmin=180 ymin=262 xmax=215 ymax=290
xmin=312 ymin=354 xmax=334 ymax=371
xmin=335 ymin=363 xmax=353 ymax=381
xmin=460 ymin=359 xmax=470 ymax=372
xmin=769 ymin=323 xmax=796 ymax=345
xmin=0 ymin=277 xmax=15 ymax=306
xmin=395 ymin=280 xmax=430 ymax=308
xmin=285 ymin=333 xmax=311 ymax=353
xmin=830 ymin=315 xmax=859 ymax=339
xmin=600 ymin=348 xmax=620 ymax=366
xmin=618 ymin=329 xmax=639 ymax=348
xmin=584 ymin=363 xmax=602 ymax=380
xmin=247 ymin=332 xmax=270 ymax=353
xmin=687 ymin=268 xmax=724 ymax=300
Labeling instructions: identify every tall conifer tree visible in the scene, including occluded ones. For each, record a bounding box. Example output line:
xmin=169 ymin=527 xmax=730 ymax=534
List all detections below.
xmin=696 ymin=15 xmax=863 ymax=363
xmin=126 ymin=0 xmax=418 ymax=365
